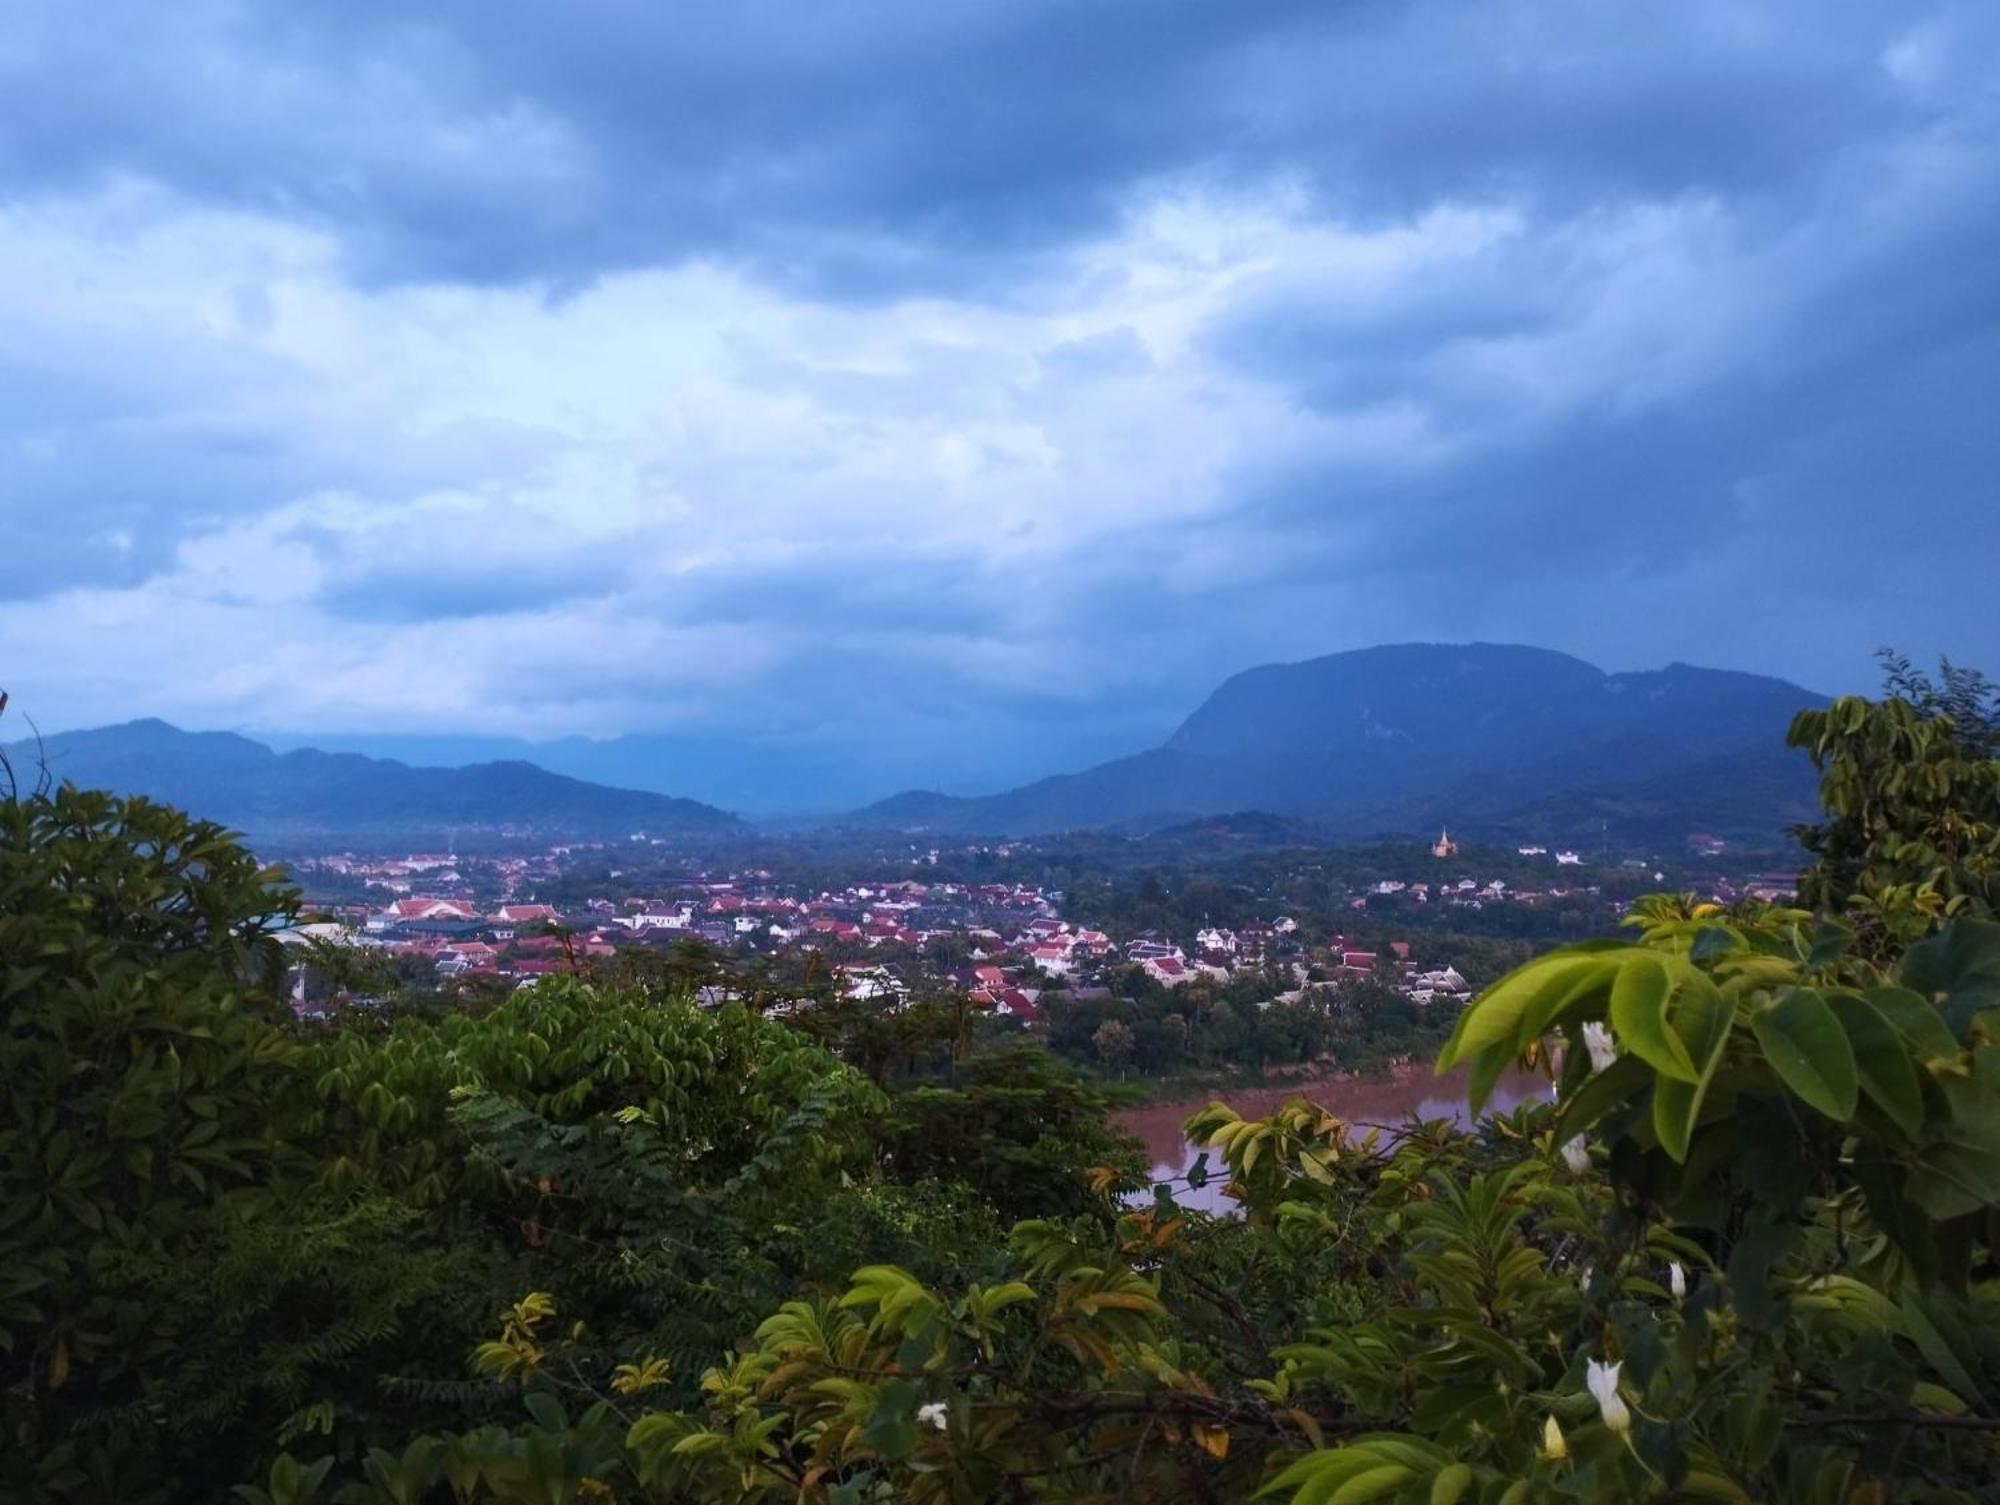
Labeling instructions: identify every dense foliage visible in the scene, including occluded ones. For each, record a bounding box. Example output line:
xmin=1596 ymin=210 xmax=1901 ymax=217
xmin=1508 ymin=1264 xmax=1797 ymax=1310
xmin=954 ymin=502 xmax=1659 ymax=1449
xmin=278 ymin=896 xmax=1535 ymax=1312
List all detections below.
xmin=1039 ymin=970 xmax=1464 ymax=1083
xmin=1791 ymin=679 xmax=2000 ymax=953
xmin=1 ymin=790 xmax=305 ymax=1498
xmin=0 ymin=789 xmax=1129 ymax=1501
xmin=5 ymin=668 xmax=1998 ymax=1502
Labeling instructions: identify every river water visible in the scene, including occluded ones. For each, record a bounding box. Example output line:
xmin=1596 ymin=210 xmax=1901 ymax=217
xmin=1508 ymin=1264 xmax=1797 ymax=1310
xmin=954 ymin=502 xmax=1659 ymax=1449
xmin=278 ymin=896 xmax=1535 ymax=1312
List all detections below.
xmin=1116 ymin=1066 xmax=1554 ymax=1213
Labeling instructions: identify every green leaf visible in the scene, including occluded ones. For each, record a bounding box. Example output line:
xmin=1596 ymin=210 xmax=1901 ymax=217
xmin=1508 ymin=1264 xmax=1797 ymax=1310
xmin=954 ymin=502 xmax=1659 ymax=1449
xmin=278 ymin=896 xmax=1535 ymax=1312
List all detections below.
xmin=1463 ymin=1045 xmax=1513 ymax=1123
xmin=860 ymin=1377 xmax=922 ymax=1462
xmin=1679 ymin=1471 xmax=1755 ymax=1503
xmin=1864 ymin=986 xmax=1961 ymax=1063
xmin=1328 ymin=1465 xmax=1416 ymax=1505
xmin=522 ymin=1391 xmax=568 ymax=1433
xmin=1513 ymin=950 xmax=1626 ymax=1047
xmin=1611 ymin=953 xmax=1697 ymax=1082
xmin=1439 ymin=954 xmax=1608 ymax=1078
xmin=1899 ymin=917 xmax=2000 ymax=1039
xmin=1652 ymin=972 xmax=1733 ymax=1162
xmin=1801 ymin=916 xmax=1853 ymax=973
xmin=1727 ymin=1220 xmax=1799 ymax=1330
xmin=1905 ymin=1080 xmax=2000 ymax=1218
xmin=1429 ymin=1464 xmax=1473 ymax=1505
xmin=1690 ymin=925 xmax=1740 ymax=965
xmin=1824 ymin=992 xmax=1923 ymax=1138
xmin=1555 ymin=1053 xmax=1653 ymax=1144
xmin=1750 ymin=988 xmax=1857 ymax=1121
xmin=1467 ymin=955 xmax=1619 ymax=1113
xmin=1898 ymin=1294 xmax=1983 ymax=1404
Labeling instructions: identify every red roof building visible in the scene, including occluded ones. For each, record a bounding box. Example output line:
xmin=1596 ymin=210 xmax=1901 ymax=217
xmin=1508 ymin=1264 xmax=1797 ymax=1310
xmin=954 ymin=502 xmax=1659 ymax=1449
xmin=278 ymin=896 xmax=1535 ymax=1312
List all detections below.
xmin=492 ymin=904 xmax=562 ymax=924
xmin=391 ymin=897 xmax=479 ymax=923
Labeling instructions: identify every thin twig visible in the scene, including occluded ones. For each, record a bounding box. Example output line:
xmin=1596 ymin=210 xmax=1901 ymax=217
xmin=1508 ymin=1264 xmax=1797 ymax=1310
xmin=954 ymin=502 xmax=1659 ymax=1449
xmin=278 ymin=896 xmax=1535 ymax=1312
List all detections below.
xmin=1115 ymin=1414 xmax=1158 ymax=1505
xmin=1788 ymin=1414 xmax=2000 ymax=1432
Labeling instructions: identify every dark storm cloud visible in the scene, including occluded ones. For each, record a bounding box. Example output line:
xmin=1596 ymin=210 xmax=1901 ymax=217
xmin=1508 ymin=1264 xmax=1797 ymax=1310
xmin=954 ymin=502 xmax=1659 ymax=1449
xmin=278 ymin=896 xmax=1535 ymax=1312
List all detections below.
xmin=0 ymin=0 xmax=1970 ymax=298
xmin=315 ymin=554 xmax=628 ymax=624
xmin=4 ymin=0 xmax=1998 ymax=779
xmin=0 ymin=341 xmax=312 ymax=596
xmin=1198 ymin=101 xmax=2000 ymax=649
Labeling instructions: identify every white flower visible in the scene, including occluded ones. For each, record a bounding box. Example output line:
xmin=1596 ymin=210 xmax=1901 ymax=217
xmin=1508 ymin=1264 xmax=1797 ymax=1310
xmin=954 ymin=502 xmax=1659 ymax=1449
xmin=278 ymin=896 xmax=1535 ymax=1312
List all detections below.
xmin=917 ymin=1402 xmax=949 ymax=1432
xmin=1578 ymin=1263 xmax=1593 ymax=1294
xmin=1586 ymin=1359 xmax=1631 ymax=1436
xmin=1542 ymin=1415 xmax=1568 ymax=1460
xmin=1581 ymin=1022 xmax=1618 ymax=1073
xmin=1561 ymin=1137 xmax=1590 ymax=1176
xmin=1668 ymin=1262 xmax=1686 ymax=1300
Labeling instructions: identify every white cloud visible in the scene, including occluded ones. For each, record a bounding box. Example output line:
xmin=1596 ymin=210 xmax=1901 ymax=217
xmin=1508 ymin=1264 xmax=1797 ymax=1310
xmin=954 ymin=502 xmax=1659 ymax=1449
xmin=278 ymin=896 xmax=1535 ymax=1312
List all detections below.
xmin=2 ymin=66 xmax=1995 ymax=752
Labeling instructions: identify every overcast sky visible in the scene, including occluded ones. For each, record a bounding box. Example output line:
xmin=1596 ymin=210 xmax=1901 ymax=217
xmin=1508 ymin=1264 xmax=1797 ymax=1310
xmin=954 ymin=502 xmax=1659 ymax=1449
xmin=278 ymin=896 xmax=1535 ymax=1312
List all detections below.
xmin=3 ymin=1 xmax=1996 ymax=785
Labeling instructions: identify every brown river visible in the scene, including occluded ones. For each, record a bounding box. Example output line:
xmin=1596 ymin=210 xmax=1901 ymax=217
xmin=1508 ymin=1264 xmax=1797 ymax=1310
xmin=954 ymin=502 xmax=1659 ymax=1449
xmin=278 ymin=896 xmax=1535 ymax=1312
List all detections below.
xmin=1116 ymin=1066 xmax=1554 ymax=1213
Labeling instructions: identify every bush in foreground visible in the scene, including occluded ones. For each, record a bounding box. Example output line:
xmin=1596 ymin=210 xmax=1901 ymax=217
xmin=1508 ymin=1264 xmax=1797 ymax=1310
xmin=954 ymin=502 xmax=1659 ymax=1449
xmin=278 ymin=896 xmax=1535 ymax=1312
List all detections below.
xmin=4 ymin=680 xmax=1997 ymax=1501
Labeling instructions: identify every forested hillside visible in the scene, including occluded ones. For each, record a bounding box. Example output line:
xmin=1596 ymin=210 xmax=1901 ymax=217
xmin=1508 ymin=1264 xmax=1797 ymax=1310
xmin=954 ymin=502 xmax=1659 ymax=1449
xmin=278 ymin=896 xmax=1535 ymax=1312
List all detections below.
xmin=4 ymin=664 xmax=1999 ymax=1503
xmin=9 ymin=720 xmax=746 ymax=846
xmin=853 ymin=644 xmax=1823 ymax=844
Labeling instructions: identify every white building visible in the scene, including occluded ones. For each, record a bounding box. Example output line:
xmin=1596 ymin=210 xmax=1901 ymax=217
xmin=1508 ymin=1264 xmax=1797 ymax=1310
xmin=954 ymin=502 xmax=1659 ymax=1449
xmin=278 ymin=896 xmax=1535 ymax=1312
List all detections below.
xmin=623 ymin=904 xmax=694 ymax=931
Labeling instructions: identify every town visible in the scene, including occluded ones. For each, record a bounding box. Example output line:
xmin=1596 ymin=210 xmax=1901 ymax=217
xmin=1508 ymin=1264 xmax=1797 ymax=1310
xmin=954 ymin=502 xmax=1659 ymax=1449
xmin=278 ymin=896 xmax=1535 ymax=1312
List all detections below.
xmin=278 ymin=829 xmax=1800 ymax=1069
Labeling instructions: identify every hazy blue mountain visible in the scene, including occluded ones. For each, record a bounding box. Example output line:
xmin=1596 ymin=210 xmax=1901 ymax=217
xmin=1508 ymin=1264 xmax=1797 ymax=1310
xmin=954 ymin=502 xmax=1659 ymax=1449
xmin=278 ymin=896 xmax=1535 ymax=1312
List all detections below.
xmin=847 ymin=643 xmax=1825 ymax=845
xmin=12 ymin=719 xmax=747 ymax=846
xmin=255 ymin=730 xmax=906 ymax=816
xmin=253 ymin=724 xmax=1161 ymax=815
xmin=15 ymin=643 xmax=1827 ymax=850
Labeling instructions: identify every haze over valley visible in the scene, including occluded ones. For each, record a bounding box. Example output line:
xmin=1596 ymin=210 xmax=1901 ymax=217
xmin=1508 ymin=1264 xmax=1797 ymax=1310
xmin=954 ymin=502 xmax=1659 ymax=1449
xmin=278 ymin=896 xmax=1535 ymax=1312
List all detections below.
xmin=17 ymin=642 xmax=1826 ymax=849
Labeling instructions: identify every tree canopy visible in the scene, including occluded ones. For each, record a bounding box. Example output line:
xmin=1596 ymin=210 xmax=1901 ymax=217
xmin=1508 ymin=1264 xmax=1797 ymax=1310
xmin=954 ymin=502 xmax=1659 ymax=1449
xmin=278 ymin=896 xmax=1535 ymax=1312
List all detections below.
xmin=4 ymin=664 xmax=1998 ymax=1502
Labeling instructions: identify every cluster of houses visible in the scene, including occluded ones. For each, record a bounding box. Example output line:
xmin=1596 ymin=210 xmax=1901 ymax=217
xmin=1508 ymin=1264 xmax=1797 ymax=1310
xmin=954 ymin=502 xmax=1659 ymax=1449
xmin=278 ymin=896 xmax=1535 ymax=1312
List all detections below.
xmin=1353 ymin=873 xmax=1595 ymax=912
xmin=279 ymin=825 xmax=1802 ymax=1028
xmin=304 ymin=875 xmax=1088 ymax=993
xmin=287 ymin=855 xmax=1484 ymax=1022
xmin=1515 ymin=844 xmax=1586 ymax=864
xmin=1124 ymin=929 xmax=1469 ymax=1004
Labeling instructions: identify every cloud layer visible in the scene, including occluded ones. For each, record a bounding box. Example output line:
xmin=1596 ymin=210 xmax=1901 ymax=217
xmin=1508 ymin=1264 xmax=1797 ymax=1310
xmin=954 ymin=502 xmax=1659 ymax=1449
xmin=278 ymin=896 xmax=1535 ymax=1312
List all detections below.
xmin=2 ymin=0 xmax=1996 ymax=795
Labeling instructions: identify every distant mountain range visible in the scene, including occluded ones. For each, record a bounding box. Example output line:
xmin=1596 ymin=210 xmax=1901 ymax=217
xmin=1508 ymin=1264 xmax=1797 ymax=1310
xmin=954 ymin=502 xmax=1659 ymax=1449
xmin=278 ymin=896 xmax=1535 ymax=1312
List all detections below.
xmin=250 ymin=720 xmax=1166 ymax=815
xmin=845 ymin=643 xmax=1827 ymax=848
xmin=15 ymin=643 xmax=1829 ymax=851
xmin=10 ymin=719 xmax=746 ymax=846
xmin=252 ymin=729 xmax=958 ymax=818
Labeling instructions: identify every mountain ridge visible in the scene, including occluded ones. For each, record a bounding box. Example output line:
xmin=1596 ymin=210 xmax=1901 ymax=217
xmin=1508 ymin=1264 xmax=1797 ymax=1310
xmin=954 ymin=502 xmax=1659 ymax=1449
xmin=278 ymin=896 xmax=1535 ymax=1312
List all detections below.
xmin=14 ymin=644 xmax=1829 ymax=850
xmin=9 ymin=719 xmax=748 ymax=847
xmin=843 ymin=643 xmax=1826 ymax=845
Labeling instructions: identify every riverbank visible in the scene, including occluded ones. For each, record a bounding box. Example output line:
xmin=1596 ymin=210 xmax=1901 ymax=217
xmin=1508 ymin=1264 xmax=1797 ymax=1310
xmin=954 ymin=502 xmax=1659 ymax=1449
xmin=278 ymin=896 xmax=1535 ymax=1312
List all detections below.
xmin=1114 ymin=1064 xmax=1555 ymax=1212
xmin=1106 ymin=1055 xmax=1438 ymax=1114
xmin=1093 ymin=1046 xmax=1454 ymax=1111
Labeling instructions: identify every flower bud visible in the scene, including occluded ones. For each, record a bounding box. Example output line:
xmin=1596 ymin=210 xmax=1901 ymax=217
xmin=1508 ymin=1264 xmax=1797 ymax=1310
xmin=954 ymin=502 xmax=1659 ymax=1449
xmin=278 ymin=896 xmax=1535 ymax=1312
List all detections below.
xmin=1586 ymin=1359 xmax=1630 ymax=1436
xmin=1581 ymin=1022 xmax=1617 ymax=1073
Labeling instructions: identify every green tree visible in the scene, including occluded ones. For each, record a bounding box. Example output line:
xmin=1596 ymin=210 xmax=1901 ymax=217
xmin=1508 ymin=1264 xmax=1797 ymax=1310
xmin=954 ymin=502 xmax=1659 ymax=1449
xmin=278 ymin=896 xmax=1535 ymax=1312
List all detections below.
xmin=2 ymin=782 xmax=1159 ymax=1501
xmin=0 ymin=788 xmax=304 ymax=1494
xmin=1877 ymin=649 xmax=2000 ymax=757
xmin=324 ymin=676 xmax=1998 ymax=1503
xmin=1790 ymin=680 xmax=2000 ymax=952
xmin=1092 ymin=1017 xmax=1135 ymax=1077
xmin=878 ymin=1046 xmax=1142 ymax=1221
xmin=19 ymin=672 xmax=2000 ymax=1503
